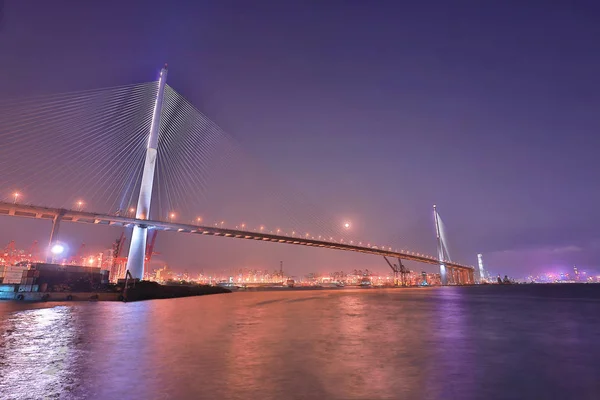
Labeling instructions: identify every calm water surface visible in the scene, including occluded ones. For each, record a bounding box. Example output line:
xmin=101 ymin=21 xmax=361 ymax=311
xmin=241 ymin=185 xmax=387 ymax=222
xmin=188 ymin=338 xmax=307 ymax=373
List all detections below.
xmin=1 ymin=285 xmax=600 ymax=399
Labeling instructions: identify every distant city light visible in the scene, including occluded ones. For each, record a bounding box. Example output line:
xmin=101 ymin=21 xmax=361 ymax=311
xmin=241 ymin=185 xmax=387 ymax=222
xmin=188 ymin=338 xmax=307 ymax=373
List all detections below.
xmin=50 ymin=244 xmax=64 ymax=255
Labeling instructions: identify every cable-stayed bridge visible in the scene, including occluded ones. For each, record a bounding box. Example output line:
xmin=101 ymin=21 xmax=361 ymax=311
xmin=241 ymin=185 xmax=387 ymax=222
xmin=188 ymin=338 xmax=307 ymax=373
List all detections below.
xmin=0 ymin=65 xmax=474 ymax=285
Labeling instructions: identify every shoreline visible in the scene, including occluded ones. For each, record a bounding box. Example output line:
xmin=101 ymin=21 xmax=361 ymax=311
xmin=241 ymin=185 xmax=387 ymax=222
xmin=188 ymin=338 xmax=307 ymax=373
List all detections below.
xmin=0 ymin=281 xmax=231 ymax=302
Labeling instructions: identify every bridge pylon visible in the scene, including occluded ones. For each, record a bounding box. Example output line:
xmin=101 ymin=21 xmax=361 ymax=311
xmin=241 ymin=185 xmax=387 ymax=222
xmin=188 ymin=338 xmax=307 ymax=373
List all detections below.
xmin=125 ymin=65 xmax=168 ymax=280
xmin=433 ymin=205 xmax=450 ymax=285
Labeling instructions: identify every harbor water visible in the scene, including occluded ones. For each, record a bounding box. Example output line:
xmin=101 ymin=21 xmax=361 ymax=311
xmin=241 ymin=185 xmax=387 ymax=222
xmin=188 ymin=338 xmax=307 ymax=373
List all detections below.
xmin=1 ymin=285 xmax=599 ymax=399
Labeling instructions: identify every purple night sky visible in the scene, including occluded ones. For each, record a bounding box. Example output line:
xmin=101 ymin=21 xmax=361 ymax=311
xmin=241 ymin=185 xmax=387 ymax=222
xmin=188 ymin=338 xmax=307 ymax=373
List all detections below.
xmin=1 ymin=1 xmax=599 ymax=277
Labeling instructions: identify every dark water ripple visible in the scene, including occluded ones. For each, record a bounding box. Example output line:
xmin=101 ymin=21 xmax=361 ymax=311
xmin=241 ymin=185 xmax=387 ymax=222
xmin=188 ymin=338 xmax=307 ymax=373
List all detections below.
xmin=1 ymin=285 xmax=600 ymax=400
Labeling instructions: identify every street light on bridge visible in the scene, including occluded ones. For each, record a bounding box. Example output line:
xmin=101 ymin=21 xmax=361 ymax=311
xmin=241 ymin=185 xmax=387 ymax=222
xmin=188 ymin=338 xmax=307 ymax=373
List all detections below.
xmin=13 ymin=192 xmax=20 ymax=204
xmin=169 ymin=212 xmax=176 ymax=222
xmin=76 ymin=200 xmax=84 ymax=211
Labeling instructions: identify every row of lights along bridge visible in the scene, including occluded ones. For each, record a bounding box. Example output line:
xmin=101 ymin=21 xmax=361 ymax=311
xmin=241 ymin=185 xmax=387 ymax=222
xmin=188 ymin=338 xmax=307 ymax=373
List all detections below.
xmin=6 ymin=191 xmax=441 ymax=261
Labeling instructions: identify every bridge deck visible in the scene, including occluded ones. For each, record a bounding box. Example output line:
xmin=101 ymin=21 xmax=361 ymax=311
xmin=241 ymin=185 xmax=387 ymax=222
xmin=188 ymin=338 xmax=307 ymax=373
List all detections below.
xmin=0 ymin=201 xmax=474 ymax=271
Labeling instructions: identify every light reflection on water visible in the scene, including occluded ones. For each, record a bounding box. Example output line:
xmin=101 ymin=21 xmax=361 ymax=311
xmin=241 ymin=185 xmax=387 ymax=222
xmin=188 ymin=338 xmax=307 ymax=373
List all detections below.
xmin=0 ymin=305 xmax=82 ymax=399
xmin=1 ymin=286 xmax=600 ymax=400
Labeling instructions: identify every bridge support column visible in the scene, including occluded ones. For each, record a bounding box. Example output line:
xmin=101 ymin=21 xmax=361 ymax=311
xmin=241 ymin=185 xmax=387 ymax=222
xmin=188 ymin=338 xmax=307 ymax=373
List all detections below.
xmin=125 ymin=65 xmax=168 ymax=280
xmin=46 ymin=211 xmax=65 ymax=263
xmin=440 ymin=264 xmax=447 ymax=285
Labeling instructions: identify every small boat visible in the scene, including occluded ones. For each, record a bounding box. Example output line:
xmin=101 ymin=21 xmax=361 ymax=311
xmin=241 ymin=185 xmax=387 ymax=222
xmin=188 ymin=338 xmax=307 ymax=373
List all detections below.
xmin=217 ymin=281 xmax=237 ymax=289
xmin=359 ymin=277 xmax=372 ymax=287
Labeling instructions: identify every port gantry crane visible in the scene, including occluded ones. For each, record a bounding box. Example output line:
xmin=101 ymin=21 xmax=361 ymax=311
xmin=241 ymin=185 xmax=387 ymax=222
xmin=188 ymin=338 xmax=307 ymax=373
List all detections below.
xmin=383 ymin=256 xmax=410 ymax=286
xmin=111 ymin=230 xmax=159 ymax=281
xmin=144 ymin=230 xmax=159 ymax=269
xmin=69 ymin=243 xmax=86 ymax=265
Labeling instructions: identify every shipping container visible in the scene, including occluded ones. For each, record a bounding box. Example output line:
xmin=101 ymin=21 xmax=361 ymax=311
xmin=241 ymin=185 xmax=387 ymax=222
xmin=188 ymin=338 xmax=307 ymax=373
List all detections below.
xmin=3 ymin=272 xmax=25 ymax=284
xmin=0 ymin=284 xmax=16 ymax=292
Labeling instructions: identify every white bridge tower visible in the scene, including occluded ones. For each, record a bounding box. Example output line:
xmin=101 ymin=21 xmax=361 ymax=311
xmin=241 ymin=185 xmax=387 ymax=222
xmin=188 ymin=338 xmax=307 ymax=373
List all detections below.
xmin=125 ymin=65 xmax=168 ymax=280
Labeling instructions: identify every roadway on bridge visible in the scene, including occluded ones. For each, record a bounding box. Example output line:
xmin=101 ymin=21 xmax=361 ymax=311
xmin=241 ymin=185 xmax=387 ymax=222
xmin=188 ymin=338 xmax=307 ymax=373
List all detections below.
xmin=0 ymin=201 xmax=474 ymax=272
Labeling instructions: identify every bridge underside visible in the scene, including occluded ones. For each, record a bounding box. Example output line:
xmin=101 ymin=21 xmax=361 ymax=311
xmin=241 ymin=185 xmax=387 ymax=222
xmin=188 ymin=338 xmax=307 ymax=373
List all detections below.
xmin=0 ymin=201 xmax=475 ymax=282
